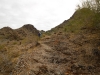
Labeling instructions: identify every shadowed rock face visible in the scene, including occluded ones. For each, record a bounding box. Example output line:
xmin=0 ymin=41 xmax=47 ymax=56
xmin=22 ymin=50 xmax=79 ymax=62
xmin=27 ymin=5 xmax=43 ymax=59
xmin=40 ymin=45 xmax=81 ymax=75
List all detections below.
xmin=0 ymin=27 xmax=20 ymax=40
xmin=0 ymin=24 xmax=39 ymax=41
xmin=22 ymin=24 xmax=39 ymax=35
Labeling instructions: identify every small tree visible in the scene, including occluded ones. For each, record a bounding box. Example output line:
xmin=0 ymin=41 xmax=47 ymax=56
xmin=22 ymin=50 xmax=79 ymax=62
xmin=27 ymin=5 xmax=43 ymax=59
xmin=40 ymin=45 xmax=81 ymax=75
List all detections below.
xmin=95 ymin=0 xmax=100 ymax=13
xmin=79 ymin=0 xmax=100 ymax=13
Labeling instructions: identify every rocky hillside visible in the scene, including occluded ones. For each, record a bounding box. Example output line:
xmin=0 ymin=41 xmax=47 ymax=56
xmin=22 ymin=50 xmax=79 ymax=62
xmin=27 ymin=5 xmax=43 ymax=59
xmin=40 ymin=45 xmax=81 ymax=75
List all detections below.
xmin=41 ymin=8 xmax=100 ymax=75
xmin=46 ymin=8 xmax=100 ymax=35
xmin=0 ymin=24 xmax=40 ymax=75
xmin=0 ymin=8 xmax=100 ymax=75
xmin=41 ymin=33 xmax=100 ymax=75
xmin=11 ymin=8 xmax=100 ymax=75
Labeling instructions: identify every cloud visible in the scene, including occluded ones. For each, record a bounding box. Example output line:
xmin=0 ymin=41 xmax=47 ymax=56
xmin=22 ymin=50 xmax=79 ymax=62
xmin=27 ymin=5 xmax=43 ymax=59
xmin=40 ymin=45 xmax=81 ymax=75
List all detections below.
xmin=0 ymin=0 xmax=80 ymax=31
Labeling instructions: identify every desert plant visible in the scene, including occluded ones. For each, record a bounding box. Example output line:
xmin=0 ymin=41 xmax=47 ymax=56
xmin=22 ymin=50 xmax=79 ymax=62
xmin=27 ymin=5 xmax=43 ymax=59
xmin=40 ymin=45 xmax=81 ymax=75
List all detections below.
xmin=78 ymin=0 xmax=100 ymax=13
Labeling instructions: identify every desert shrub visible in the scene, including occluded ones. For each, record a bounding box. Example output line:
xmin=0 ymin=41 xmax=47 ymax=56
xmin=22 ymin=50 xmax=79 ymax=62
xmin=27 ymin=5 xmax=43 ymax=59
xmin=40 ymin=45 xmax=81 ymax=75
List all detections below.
xmin=78 ymin=0 xmax=100 ymax=13
xmin=76 ymin=0 xmax=100 ymax=29
xmin=9 ymin=52 xmax=19 ymax=58
xmin=12 ymin=42 xmax=17 ymax=45
xmin=0 ymin=45 xmax=5 ymax=50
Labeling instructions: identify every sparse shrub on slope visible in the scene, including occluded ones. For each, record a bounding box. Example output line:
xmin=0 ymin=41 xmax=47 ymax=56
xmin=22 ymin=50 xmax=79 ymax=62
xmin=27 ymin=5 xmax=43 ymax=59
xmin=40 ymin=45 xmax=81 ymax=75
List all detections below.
xmin=78 ymin=0 xmax=100 ymax=13
xmin=77 ymin=0 xmax=100 ymax=28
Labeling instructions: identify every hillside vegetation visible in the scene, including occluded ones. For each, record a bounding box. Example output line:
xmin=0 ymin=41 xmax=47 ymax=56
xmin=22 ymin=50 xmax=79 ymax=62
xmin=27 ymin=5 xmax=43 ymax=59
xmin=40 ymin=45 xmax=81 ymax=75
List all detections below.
xmin=45 ymin=0 xmax=100 ymax=35
xmin=46 ymin=9 xmax=100 ymax=35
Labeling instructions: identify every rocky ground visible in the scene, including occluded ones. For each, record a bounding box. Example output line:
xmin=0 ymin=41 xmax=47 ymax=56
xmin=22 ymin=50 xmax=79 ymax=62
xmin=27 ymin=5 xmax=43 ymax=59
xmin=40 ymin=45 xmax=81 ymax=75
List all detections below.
xmin=0 ymin=29 xmax=100 ymax=75
xmin=11 ymin=32 xmax=100 ymax=75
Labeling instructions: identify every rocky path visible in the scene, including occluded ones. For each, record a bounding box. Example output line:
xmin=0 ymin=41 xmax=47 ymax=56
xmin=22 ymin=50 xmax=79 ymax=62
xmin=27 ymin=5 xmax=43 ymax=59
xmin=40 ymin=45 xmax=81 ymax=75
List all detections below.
xmin=12 ymin=36 xmax=100 ymax=75
xmin=12 ymin=40 xmax=73 ymax=75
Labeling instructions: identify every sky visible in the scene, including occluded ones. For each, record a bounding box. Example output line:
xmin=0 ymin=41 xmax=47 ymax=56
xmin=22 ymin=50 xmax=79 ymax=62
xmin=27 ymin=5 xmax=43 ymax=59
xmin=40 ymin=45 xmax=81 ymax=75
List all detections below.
xmin=0 ymin=0 xmax=81 ymax=31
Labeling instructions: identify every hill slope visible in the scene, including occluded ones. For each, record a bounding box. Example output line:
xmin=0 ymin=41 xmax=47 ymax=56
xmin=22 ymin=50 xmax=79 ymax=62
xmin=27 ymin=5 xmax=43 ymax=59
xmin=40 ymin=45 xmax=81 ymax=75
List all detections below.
xmin=11 ymin=8 xmax=100 ymax=75
xmin=46 ymin=8 xmax=100 ymax=35
xmin=0 ymin=8 xmax=100 ymax=75
xmin=42 ymin=8 xmax=100 ymax=74
xmin=0 ymin=24 xmax=40 ymax=75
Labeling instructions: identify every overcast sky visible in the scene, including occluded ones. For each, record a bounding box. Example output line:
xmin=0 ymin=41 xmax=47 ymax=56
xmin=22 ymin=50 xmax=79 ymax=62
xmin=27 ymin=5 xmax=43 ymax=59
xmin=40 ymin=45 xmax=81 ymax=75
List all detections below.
xmin=0 ymin=0 xmax=80 ymax=31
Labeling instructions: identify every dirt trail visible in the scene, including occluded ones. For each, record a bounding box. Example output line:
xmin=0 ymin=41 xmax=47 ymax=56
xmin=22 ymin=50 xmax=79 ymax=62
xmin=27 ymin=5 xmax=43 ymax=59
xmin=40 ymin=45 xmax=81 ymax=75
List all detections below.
xmin=40 ymin=42 xmax=52 ymax=51
xmin=12 ymin=36 xmax=100 ymax=75
xmin=12 ymin=40 xmax=72 ymax=75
